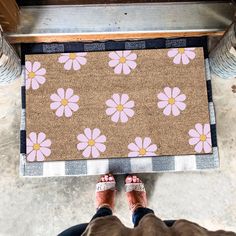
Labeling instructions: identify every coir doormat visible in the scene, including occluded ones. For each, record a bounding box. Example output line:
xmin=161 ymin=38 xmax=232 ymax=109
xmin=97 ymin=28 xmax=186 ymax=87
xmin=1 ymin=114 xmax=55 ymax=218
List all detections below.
xmin=20 ymin=37 xmax=218 ymax=176
xmin=24 ymin=40 xmax=213 ymax=162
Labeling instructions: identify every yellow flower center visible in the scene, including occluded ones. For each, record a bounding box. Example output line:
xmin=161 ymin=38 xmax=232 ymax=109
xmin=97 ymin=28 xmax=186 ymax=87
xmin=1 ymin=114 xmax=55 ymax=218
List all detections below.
xmin=33 ymin=143 xmax=40 ymax=151
xmin=139 ymin=148 xmax=147 ymax=155
xmin=116 ymin=104 xmax=124 ymax=112
xmin=61 ymin=99 xmax=68 ymax=106
xmin=28 ymin=72 xmax=35 ymax=79
xmin=88 ymin=139 xmax=95 ymax=146
xmin=119 ymin=57 xmax=126 ymax=64
xmin=168 ymin=97 xmax=175 ymax=105
xmin=178 ymin=48 xmax=185 ymax=54
xmin=69 ymin=53 xmax=77 ymax=60
xmin=200 ymin=134 xmax=206 ymax=142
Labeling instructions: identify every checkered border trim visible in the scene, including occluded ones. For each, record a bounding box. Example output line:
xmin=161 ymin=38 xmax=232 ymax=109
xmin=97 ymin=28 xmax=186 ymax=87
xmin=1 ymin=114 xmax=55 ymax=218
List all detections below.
xmin=20 ymin=37 xmax=219 ymax=177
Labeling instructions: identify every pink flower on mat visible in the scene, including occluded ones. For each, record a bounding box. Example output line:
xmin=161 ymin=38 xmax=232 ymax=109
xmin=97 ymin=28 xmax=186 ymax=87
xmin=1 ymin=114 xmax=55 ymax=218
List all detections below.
xmin=188 ymin=123 xmax=212 ymax=153
xmin=27 ymin=132 xmax=51 ymax=161
xmin=77 ymin=128 xmax=106 ymax=158
xmin=106 ymin=93 xmax=135 ymax=123
xmin=50 ymin=88 xmax=79 ymax=117
xmin=108 ymin=51 xmax=137 ymax=75
xmin=167 ymin=48 xmax=196 ymax=65
xmin=25 ymin=61 xmax=46 ymax=90
xmin=157 ymin=87 xmax=186 ymax=116
xmin=58 ymin=53 xmax=87 ymax=70
xmin=128 ymin=137 xmax=157 ymax=157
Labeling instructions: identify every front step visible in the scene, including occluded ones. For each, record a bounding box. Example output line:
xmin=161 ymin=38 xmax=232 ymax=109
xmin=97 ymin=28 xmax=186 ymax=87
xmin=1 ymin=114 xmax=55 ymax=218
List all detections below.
xmin=7 ymin=2 xmax=235 ymax=43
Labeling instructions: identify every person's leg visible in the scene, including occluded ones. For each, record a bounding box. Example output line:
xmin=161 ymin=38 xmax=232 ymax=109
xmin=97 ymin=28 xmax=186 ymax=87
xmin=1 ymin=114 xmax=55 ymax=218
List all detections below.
xmin=125 ymin=175 xmax=154 ymax=227
xmin=58 ymin=174 xmax=116 ymax=236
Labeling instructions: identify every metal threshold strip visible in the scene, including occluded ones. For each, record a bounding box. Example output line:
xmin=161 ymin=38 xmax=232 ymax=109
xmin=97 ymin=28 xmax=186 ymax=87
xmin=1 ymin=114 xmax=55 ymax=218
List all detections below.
xmin=7 ymin=2 xmax=235 ymax=43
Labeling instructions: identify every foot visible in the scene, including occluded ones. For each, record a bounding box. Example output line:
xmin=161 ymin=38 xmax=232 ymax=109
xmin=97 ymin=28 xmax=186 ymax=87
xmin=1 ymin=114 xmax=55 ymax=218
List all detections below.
xmin=125 ymin=175 xmax=147 ymax=212
xmin=96 ymin=174 xmax=116 ymax=210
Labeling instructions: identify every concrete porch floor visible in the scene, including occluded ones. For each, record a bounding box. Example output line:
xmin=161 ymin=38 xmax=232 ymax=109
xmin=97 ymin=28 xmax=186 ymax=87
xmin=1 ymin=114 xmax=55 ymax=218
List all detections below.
xmin=0 ymin=71 xmax=235 ymax=235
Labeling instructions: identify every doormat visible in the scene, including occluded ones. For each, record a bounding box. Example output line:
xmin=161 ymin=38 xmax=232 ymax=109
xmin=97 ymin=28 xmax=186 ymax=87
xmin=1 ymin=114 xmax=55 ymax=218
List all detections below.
xmin=20 ymin=37 xmax=219 ymax=176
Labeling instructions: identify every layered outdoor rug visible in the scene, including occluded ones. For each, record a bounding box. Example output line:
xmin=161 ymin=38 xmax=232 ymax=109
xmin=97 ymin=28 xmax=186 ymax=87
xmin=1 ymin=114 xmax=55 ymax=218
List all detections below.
xmin=20 ymin=37 xmax=219 ymax=176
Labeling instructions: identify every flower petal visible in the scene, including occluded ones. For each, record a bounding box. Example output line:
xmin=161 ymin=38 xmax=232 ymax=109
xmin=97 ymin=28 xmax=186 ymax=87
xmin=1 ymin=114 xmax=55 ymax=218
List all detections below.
xmin=37 ymin=132 xmax=46 ymax=144
xmin=121 ymin=94 xmax=129 ymax=105
xmin=106 ymin=99 xmax=117 ymax=108
xmin=55 ymin=105 xmax=64 ymax=117
xmin=128 ymin=151 xmax=139 ymax=157
xmin=82 ymin=146 xmax=91 ymax=158
xmin=146 ymin=144 xmax=157 ymax=152
xmin=135 ymin=137 xmax=143 ymax=149
xmin=114 ymin=63 xmax=122 ymax=74
xmin=203 ymin=141 xmax=212 ymax=153
xmin=143 ymin=137 xmax=151 ymax=149
xmin=123 ymin=101 xmax=134 ymax=109
xmin=128 ymin=143 xmax=139 ymax=151
xmin=77 ymin=142 xmax=88 ymax=150
xmin=57 ymin=88 xmax=65 ymax=99
xmin=29 ymin=132 xmax=37 ymax=143
xmin=65 ymin=88 xmax=74 ymax=99
xmin=182 ymin=54 xmax=190 ymax=65
xmin=158 ymin=101 xmax=168 ymax=109
xmin=164 ymin=87 xmax=172 ymax=98
xmin=126 ymin=60 xmax=137 ymax=69
xmin=27 ymin=150 xmax=36 ymax=162
xmin=64 ymin=59 xmax=73 ymax=70
xmin=27 ymin=146 xmax=33 ymax=154
xmin=106 ymin=107 xmax=116 ymax=116
xmin=50 ymin=102 xmax=61 ymax=110
xmin=145 ymin=152 xmax=156 ymax=157
xmin=123 ymin=63 xmax=131 ymax=75
xmin=173 ymin=54 xmax=181 ymax=64
xmin=188 ymin=129 xmax=200 ymax=138
xmin=50 ymin=93 xmax=61 ymax=102
xmin=175 ymin=94 xmax=186 ymax=102
xmin=36 ymin=68 xmax=46 ymax=76
xmin=204 ymin=124 xmax=210 ymax=135
xmin=32 ymin=62 xmax=41 ymax=72
xmin=76 ymin=56 xmax=87 ymax=65
xmin=123 ymin=51 xmax=131 ymax=57
xmin=112 ymin=94 xmax=120 ymax=105
xmin=31 ymin=79 xmax=40 ymax=90
xmin=58 ymin=55 xmax=69 ymax=63
xmin=189 ymin=137 xmax=200 ymax=145
xmin=68 ymin=95 xmax=79 ymax=103
xmin=95 ymin=143 xmax=106 ymax=152
xmin=185 ymin=50 xmax=196 ymax=59
xmin=120 ymin=111 xmax=128 ymax=123
xmin=84 ymin=128 xmax=92 ymax=139
xmin=109 ymin=59 xmax=120 ymax=67
xmin=123 ymin=108 xmax=134 ymax=118
xmin=157 ymin=92 xmax=169 ymax=101
xmin=109 ymin=52 xmax=120 ymax=60
xmin=77 ymin=134 xmax=88 ymax=142
xmin=27 ymin=138 xmax=33 ymax=147
xmin=34 ymin=76 xmax=46 ymax=85
xmin=167 ymin=49 xmax=178 ymax=58
xmin=175 ymin=101 xmax=186 ymax=111
xmin=195 ymin=123 xmax=203 ymax=135
xmin=172 ymin=87 xmax=180 ymax=98
xmin=40 ymin=139 xmax=51 ymax=147
xmin=95 ymin=135 xmax=106 ymax=143
xmin=126 ymin=53 xmax=137 ymax=61
xmin=194 ymin=141 xmax=203 ymax=153
xmin=36 ymin=150 xmax=45 ymax=161
xmin=64 ymin=106 xmax=73 ymax=117
xmin=72 ymin=60 xmax=81 ymax=70
xmin=40 ymin=147 xmax=51 ymax=156
xmin=68 ymin=102 xmax=79 ymax=112
xmin=92 ymin=146 xmax=100 ymax=158
xmin=92 ymin=128 xmax=101 ymax=140
xmin=163 ymin=104 xmax=172 ymax=116
xmin=25 ymin=61 xmax=32 ymax=72
xmin=111 ymin=111 xmax=120 ymax=122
